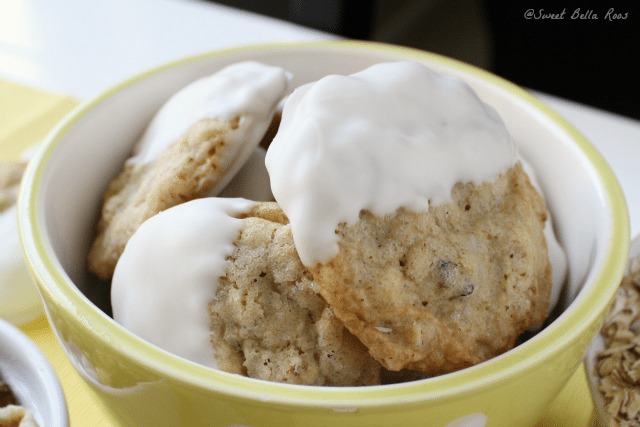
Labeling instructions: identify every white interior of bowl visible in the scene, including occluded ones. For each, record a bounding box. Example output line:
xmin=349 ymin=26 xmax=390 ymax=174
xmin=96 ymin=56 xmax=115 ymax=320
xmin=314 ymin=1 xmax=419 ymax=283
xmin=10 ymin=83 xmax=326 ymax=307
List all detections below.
xmin=0 ymin=319 xmax=68 ymax=426
xmin=21 ymin=42 xmax=628 ymax=403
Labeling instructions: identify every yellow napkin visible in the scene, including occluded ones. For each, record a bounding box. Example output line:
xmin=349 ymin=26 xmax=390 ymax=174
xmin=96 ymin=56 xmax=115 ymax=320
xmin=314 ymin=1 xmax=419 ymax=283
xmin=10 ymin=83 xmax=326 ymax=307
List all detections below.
xmin=1 ymin=78 xmax=114 ymax=426
xmin=20 ymin=317 xmax=114 ymax=427
xmin=0 ymin=77 xmax=595 ymax=426
xmin=0 ymin=79 xmax=78 ymax=160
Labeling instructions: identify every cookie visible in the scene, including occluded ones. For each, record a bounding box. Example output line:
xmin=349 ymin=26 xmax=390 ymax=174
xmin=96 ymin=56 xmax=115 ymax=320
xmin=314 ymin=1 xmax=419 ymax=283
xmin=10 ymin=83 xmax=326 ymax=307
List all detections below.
xmin=310 ymin=163 xmax=552 ymax=374
xmin=0 ymin=404 xmax=38 ymax=427
xmin=111 ymin=198 xmax=381 ymax=386
xmin=88 ymin=61 xmax=290 ymax=279
xmin=210 ymin=202 xmax=382 ymax=386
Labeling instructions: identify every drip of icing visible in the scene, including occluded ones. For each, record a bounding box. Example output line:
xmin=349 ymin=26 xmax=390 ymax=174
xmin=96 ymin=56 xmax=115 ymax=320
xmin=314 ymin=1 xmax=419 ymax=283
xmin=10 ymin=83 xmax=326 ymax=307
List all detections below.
xmin=266 ymin=61 xmax=516 ymax=267
xmin=111 ymin=197 xmax=256 ymax=368
xmin=129 ymin=61 xmax=290 ymax=168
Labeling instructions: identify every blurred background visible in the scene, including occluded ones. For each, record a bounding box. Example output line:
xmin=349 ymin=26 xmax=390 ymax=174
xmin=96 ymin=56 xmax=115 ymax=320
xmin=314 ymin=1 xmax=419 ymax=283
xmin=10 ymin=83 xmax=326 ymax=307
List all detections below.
xmin=212 ymin=0 xmax=639 ymax=120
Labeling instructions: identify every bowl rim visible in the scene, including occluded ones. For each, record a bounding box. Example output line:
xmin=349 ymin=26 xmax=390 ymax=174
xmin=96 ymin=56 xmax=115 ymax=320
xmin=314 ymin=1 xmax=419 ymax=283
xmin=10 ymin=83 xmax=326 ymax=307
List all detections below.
xmin=18 ymin=40 xmax=630 ymax=408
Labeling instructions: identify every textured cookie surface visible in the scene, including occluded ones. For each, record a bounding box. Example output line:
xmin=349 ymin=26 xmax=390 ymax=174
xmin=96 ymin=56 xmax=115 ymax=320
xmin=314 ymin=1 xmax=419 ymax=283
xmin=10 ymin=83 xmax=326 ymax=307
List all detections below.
xmin=0 ymin=404 xmax=38 ymax=427
xmin=88 ymin=118 xmax=243 ymax=279
xmin=209 ymin=202 xmax=382 ymax=386
xmin=88 ymin=61 xmax=289 ymax=280
xmin=310 ymin=163 xmax=552 ymax=374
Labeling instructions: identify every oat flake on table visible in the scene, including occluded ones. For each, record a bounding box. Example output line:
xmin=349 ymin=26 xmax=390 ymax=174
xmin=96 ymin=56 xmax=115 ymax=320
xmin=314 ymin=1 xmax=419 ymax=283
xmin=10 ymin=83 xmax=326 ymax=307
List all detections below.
xmin=597 ymin=257 xmax=640 ymax=426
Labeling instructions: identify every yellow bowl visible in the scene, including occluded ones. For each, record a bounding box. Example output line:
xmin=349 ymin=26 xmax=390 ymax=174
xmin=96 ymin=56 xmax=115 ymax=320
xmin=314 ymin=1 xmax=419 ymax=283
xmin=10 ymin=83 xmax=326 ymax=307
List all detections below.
xmin=18 ymin=41 xmax=629 ymax=426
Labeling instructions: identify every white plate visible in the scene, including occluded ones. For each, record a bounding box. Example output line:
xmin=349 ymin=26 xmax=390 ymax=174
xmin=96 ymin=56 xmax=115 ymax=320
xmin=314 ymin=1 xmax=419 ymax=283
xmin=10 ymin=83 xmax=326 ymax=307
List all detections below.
xmin=0 ymin=318 xmax=68 ymax=426
xmin=585 ymin=234 xmax=640 ymax=426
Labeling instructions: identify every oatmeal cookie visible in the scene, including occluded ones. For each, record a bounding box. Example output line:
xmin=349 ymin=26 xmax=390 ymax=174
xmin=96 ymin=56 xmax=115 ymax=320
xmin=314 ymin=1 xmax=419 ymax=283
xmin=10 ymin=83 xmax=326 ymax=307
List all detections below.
xmin=210 ymin=202 xmax=382 ymax=386
xmin=88 ymin=118 xmax=247 ymax=279
xmin=310 ymin=163 xmax=552 ymax=374
xmin=88 ymin=62 xmax=289 ymax=280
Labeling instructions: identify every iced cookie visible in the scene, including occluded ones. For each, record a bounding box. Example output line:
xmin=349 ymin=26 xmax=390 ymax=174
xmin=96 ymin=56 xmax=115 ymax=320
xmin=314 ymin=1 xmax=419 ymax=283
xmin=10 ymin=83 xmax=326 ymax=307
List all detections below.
xmin=112 ymin=199 xmax=382 ymax=386
xmin=266 ymin=61 xmax=562 ymax=374
xmin=88 ymin=61 xmax=290 ymax=279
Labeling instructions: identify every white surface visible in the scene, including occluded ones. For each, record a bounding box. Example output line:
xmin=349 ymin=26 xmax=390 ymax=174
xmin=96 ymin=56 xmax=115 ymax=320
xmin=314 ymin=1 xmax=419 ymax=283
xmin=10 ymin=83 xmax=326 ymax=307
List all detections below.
xmin=0 ymin=0 xmax=332 ymax=99
xmin=0 ymin=0 xmax=637 ymax=238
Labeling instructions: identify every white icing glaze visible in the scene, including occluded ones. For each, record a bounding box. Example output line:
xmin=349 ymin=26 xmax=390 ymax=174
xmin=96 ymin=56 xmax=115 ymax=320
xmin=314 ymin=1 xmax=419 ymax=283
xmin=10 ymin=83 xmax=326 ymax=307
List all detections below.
xmin=111 ymin=197 xmax=256 ymax=369
xmin=130 ymin=61 xmax=289 ymax=164
xmin=266 ymin=60 xmax=567 ymax=312
xmin=128 ymin=61 xmax=289 ymax=196
xmin=266 ymin=61 xmax=516 ymax=267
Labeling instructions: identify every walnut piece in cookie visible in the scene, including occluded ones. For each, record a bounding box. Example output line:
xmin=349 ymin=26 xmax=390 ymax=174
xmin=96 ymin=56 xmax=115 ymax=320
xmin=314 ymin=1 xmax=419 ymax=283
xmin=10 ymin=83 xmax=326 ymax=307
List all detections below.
xmin=210 ymin=202 xmax=382 ymax=386
xmin=311 ymin=163 xmax=552 ymax=374
xmin=596 ymin=256 xmax=640 ymax=425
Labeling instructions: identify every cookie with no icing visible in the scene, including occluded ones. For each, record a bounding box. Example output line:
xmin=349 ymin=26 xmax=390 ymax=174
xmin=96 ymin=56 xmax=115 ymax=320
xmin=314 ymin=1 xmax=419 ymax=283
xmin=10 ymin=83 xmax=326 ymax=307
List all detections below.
xmin=210 ymin=202 xmax=383 ymax=386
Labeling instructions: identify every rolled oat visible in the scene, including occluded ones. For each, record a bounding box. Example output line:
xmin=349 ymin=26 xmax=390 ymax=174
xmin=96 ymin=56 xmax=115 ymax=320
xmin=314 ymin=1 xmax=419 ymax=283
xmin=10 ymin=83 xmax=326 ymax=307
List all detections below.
xmin=596 ymin=258 xmax=640 ymax=426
